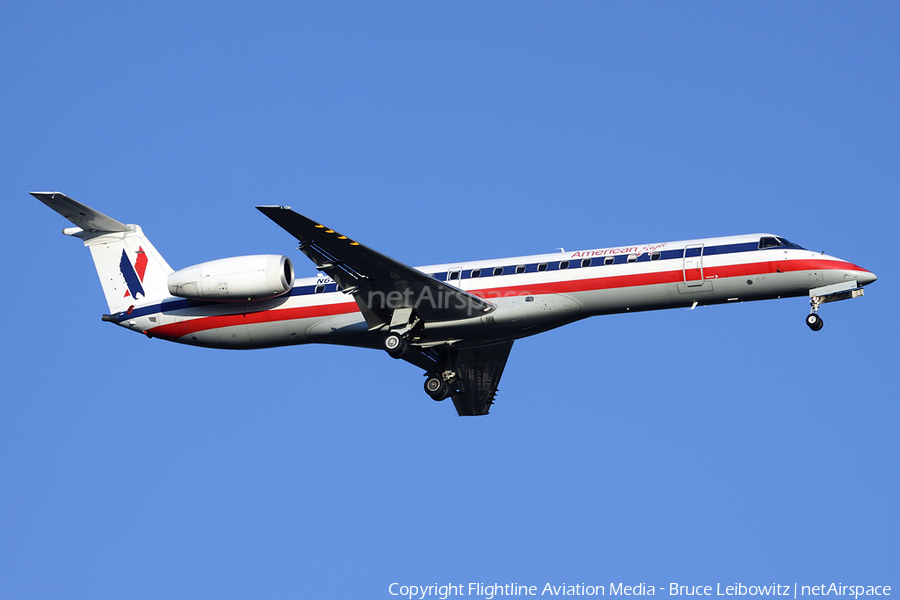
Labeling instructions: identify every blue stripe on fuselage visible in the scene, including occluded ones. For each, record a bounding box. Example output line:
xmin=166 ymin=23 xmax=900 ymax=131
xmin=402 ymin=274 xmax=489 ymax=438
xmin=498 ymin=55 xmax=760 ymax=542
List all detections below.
xmin=120 ymin=240 xmax=770 ymax=321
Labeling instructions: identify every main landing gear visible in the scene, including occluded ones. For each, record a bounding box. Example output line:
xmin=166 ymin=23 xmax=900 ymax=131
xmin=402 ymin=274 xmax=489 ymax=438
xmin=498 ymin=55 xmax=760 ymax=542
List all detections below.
xmin=380 ymin=308 xmax=456 ymax=402
xmin=383 ymin=330 xmax=455 ymax=401
xmin=383 ymin=331 xmax=409 ymax=358
xmin=382 ymin=308 xmax=420 ymax=359
xmin=424 ymin=374 xmax=452 ymax=401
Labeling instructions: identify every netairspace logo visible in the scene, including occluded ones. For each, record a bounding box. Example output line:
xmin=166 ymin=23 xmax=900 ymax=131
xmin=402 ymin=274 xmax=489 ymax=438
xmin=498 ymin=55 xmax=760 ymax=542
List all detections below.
xmin=387 ymin=583 xmax=892 ymax=600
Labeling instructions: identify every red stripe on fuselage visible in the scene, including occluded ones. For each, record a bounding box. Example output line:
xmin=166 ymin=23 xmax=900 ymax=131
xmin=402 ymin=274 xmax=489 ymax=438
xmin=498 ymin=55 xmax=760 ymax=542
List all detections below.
xmin=147 ymin=258 xmax=866 ymax=340
xmin=148 ymin=301 xmax=358 ymax=341
xmin=468 ymin=258 xmax=866 ymax=299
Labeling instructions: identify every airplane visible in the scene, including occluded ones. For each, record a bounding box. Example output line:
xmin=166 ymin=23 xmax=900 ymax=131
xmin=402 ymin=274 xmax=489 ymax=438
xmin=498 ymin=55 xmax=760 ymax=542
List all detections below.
xmin=33 ymin=191 xmax=877 ymax=416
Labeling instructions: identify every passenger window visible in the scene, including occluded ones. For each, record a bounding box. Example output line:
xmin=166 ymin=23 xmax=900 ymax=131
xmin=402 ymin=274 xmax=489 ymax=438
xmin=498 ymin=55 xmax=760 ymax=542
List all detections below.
xmin=581 ymin=258 xmax=592 ymax=268
xmin=515 ymin=265 xmax=526 ymax=274
xmin=471 ymin=269 xmax=481 ymax=278
xmin=448 ymin=271 xmax=459 ymax=280
xmin=627 ymin=254 xmax=638 ymax=263
xmin=493 ymin=267 xmax=503 ymax=276
xmin=650 ymin=251 xmax=660 ymax=261
xmin=758 ymin=236 xmax=783 ymax=249
xmin=537 ymin=263 xmax=547 ymax=272
xmin=559 ymin=260 xmax=569 ymax=270
xmin=604 ymin=256 xmax=614 ymax=266
xmin=315 ymin=284 xmax=325 ymax=294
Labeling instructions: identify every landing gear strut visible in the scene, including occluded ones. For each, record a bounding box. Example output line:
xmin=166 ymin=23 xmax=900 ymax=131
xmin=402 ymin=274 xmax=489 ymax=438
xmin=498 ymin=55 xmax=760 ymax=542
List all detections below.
xmin=806 ymin=296 xmax=824 ymax=331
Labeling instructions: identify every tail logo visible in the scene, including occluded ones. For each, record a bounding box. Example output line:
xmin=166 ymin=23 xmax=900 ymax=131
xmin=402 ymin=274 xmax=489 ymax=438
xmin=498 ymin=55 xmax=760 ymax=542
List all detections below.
xmin=119 ymin=248 xmax=148 ymax=299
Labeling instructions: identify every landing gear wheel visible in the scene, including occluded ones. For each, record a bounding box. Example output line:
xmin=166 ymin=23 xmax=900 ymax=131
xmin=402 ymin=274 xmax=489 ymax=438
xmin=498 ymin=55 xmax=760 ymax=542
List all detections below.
xmin=806 ymin=313 xmax=824 ymax=331
xmin=384 ymin=332 xmax=408 ymax=358
xmin=424 ymin=376 xmax=450 ymax=401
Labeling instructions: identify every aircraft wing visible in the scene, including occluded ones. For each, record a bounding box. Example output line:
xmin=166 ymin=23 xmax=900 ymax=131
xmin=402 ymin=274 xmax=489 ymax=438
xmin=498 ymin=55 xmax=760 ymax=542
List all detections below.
xmin=449 ymin=342 xmax=514 ymax=416
xmin=257 ymin=206 xmax=495 ymax=327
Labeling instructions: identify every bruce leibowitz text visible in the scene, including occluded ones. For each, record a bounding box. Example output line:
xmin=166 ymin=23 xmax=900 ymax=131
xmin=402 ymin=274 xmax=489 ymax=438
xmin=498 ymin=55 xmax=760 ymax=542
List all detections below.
xmin=389 ymin=582 xmax=891 ymax=599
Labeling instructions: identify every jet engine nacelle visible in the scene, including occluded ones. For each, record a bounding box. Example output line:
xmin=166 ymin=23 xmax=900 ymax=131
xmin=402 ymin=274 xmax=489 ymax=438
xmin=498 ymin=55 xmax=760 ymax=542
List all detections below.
xmin=167 ymin=255 xmax=294 ymax=302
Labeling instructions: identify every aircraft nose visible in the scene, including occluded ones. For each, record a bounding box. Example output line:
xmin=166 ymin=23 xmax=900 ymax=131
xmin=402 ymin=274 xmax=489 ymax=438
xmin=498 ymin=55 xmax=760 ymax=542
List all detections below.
xmin=857 ymin=270 xmax=877 ymax=286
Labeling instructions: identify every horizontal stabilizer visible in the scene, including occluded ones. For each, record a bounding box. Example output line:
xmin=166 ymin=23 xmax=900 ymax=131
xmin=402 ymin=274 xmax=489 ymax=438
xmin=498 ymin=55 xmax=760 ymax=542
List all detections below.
xmin=33 ymin=191 xmax=173 ymax=314
xmin=31 ymin=192 xmax=130 ymax=233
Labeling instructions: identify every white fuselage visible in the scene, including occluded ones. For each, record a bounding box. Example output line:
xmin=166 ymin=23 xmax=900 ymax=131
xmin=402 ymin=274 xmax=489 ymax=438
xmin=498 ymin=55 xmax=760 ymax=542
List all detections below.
xmin=113 ymin=233 xmax=875 ymax=350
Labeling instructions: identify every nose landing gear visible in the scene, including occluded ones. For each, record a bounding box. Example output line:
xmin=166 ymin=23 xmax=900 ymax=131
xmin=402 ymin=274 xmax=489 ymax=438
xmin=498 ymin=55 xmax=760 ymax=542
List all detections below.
xmin=805 ymin=280 xmax=867 ymax=332
xmin=806 ymin=312 xmax=824 ymax=331
xmin=806 ymin=295 xmax=825 ymax=331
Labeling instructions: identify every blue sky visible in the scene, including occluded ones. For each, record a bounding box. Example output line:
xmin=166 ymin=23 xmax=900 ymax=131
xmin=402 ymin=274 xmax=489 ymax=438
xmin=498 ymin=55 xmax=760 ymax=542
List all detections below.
xmin=2 ymin=2 xmax=898 ymax=598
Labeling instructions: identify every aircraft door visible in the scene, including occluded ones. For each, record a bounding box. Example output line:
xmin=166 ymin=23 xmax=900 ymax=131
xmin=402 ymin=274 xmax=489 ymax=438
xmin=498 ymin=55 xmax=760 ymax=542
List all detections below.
xmin=683 ymin=244 xmax=705 ymax=287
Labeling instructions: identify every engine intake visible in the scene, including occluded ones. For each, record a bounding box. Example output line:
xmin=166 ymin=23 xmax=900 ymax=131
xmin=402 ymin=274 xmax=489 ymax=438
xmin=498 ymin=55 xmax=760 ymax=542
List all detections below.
xmin=168 ymin=255 xmax=294 ymax=302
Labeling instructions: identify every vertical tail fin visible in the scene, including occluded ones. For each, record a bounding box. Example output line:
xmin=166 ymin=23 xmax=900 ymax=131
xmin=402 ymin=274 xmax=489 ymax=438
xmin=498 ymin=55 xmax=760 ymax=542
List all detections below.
xmin=31 ymin=192 xmax=174 ymax=314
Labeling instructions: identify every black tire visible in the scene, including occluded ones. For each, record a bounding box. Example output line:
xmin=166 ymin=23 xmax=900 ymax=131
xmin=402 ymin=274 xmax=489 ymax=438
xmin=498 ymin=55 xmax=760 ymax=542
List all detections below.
xmin=384 ymin=332 xmax=407 ymax=358
xmin=424 ymin=376 xmax=449 ymax=401
xmin=806 ymin=313 xmax=824 ymax=331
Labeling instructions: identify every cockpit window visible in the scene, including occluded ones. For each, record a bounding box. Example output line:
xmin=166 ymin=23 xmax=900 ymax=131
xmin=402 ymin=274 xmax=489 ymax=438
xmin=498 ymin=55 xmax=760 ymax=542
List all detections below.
xmin=776 ymin=237 xmax=805 ymax=250
xmin=759 ymin=236 xmax=806 ymax=250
